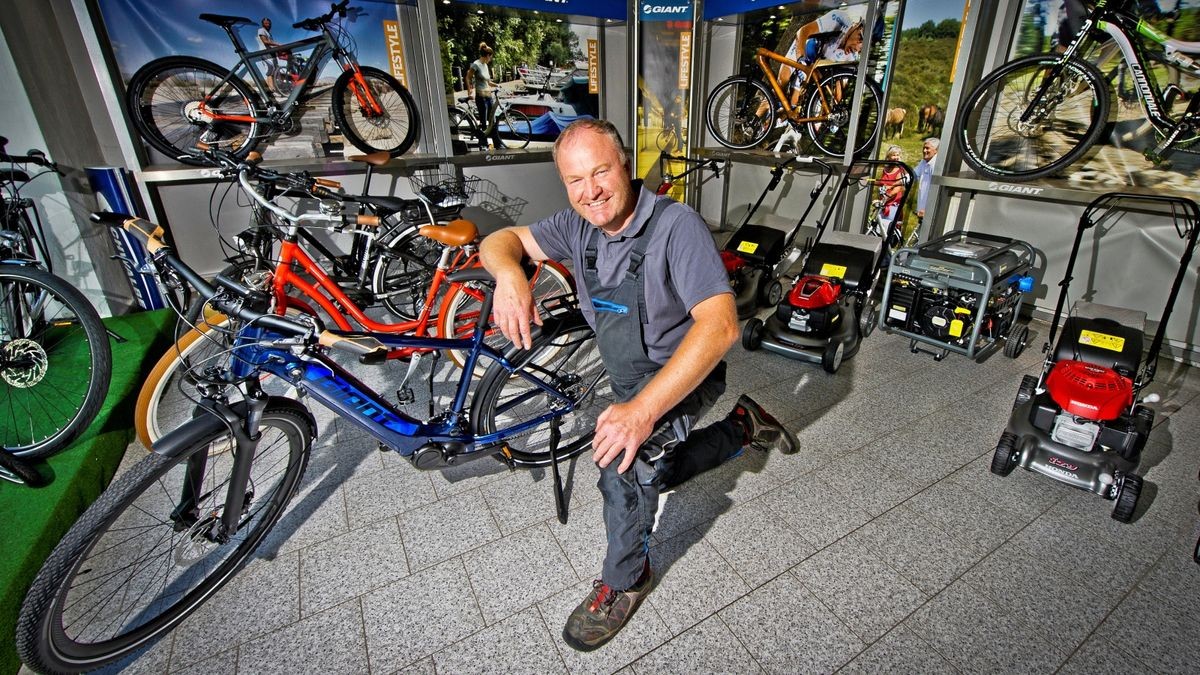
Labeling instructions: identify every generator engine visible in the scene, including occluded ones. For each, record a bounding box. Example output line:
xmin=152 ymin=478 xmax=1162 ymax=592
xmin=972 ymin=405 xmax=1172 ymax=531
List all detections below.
xmin=885 ymin=276 xmax=1023 ymax=348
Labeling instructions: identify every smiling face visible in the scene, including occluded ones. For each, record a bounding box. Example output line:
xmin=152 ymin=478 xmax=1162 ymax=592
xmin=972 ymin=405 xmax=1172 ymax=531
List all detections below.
xmin=555 ymin=128 xmax=636 ymax=236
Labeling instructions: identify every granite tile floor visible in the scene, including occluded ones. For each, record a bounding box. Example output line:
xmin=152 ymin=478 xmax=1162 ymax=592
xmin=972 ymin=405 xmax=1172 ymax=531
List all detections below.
xmin=50 ymin=316 xmax=1200 ymax=675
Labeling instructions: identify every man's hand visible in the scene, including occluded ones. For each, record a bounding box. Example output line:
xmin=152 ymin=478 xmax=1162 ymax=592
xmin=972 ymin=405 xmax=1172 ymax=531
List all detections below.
xmin=490 ymin=270 xmax=540 ymax=350
xmin=592 ymin=400 xmax=656 ymax=474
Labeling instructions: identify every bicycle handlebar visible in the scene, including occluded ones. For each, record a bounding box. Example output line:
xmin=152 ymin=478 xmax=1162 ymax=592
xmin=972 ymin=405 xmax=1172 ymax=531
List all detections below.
xmin=89 ymin=211 xmax=389 ymax=363
xmin=293 ymin=0 xmax=353 ymax=31
xmin=0 ymin=137 xmax=62 ymax=175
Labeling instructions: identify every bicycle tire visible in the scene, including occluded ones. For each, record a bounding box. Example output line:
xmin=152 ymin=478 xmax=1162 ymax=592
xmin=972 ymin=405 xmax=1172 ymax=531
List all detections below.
xmin=370 ymin=225 xmax=443 ymax=321
xmin=449 ymin=106 xmax=479 ymax=147
xmin=1 ymin=265 xmax=111 ymax=458
xmin=503 ymin=109 xmax=532 ymax=149
xmin=16 ymin=400 xmax=311 ymax=673
xmin=332 ymin=66 xmax=419 ymax=157
xmin=957 ymin=54 xmax=1109 ymax=181
xmin=803 ymin=68 xmax=883 ymax=157
xmin=0 ymin=448 xmax=45 ymax=486
xmin=705 ymin=77 xmax=773 ymax=149
xmin=126 ymin=56 xmax=261 ymax=166
xmin=437 ymin=260 xmax=573 ymax=375
xmin=470 ymin=312 xmax=609 ymax=467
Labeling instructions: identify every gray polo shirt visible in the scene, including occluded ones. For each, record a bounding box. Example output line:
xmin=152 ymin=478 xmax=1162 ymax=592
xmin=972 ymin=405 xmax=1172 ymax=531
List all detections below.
xmin=530 ymin=183 xmax=732 ymax=365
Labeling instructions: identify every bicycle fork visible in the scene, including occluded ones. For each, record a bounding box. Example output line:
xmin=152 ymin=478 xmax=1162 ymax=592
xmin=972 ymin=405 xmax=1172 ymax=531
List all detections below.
xmin=170 ymin=391 xmax=269 ymax=545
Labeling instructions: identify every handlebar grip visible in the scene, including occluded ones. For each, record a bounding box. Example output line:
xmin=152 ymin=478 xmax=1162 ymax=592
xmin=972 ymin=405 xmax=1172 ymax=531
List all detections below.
xmin=313 ymin=177 xmax=341 ymax=188
xmin=356 ymin=214 xmax=381 ymax=228
xmin=90 ymin=212 xmax=166 ymax=254
xmin=318 ymin=331 xmax=388 ymax=364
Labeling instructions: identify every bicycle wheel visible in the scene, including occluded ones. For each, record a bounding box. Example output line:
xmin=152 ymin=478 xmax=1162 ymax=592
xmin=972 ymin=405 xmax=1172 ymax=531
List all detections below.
xmin=957 ymin=54 xmax=1109 ymax=181
xmin=437 ymin=260 xmax=573 ymax=374
xmin=1 ymin=265 xmax=111 ymax=458
xmin=803 ymin=68 xmax=883 ymax=157
xmin=449 ymin=106 xmax=479 ymax=147
xmin=16 ymin=400 xmax=311 ymax=673
xmin=502 ymin=110 xmax=532 ymax=149
xmin=371 ymin=226 xmax=443 ymax=321
xmin=470 ymin=313 xmax=609 ymax=466
xmin=126 ymin=56 xmax=261 ymax=166
xmin=332 ymin=66 xmax=419 ymax=157
xmin=705 ymin=77 xmax=773 ymax=149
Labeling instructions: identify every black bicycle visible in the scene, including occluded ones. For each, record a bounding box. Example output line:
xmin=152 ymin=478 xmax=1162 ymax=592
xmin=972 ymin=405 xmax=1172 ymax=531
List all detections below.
xmin=126 ymin=0 xmax=419 ymax=165
xmin=957 ymin=0 xmax=1200 ymax=180
xmin=1 ymin=139 xmax=112 ymax=467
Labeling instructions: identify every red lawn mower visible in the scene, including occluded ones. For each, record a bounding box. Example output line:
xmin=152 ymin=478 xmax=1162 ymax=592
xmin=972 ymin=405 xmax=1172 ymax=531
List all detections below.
xmin=991 ymin=193 xmax=1199 ymax=523
xmin=742 ymin=159 xmax=913 ymax=373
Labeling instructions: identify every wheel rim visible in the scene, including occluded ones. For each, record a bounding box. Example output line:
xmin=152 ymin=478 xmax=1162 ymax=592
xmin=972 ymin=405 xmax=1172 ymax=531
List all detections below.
xmin=339 ymin=72 xmax=414 ymax=153
xmin=708 ymin=80 xmax=770 ymax=148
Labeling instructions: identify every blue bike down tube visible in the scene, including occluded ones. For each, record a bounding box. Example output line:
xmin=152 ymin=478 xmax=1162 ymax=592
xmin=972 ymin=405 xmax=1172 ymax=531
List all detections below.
xmin=85 ymin=167 xmax=165 ymax=310
xmin=296 ymin=360 xmax=429 ymax=456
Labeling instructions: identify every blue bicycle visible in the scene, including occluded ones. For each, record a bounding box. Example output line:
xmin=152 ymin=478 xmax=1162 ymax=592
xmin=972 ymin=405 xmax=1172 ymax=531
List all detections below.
xmin=16 ymin=197 xmax=607 ymax=672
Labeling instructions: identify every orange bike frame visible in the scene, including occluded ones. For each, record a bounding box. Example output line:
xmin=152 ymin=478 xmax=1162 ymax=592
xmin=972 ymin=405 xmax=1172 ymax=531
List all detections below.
xmin=754 ymin=48 xmax=836 ymax=125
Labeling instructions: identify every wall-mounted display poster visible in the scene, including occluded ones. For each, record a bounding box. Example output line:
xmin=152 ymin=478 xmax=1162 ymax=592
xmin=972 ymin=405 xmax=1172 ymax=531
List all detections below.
xmin=95 ymin=0 xmax=419 ymax=164
xmin=962 ymin=0 xmax=1200 ymax=190
xmin=434 ymin=2 xmax=603 ymax=152
xmin=637 ymin=0 xmax=694 ymax=183
xmin=711 ymin=0 xmax=899 ymax=158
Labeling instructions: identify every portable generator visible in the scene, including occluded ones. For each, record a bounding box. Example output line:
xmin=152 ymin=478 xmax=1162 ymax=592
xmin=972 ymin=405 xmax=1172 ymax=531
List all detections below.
xmin=993 ymin=192 xmax=1200 ymax=523
xmin=880 ymin=230 xmax=1036 ymax=361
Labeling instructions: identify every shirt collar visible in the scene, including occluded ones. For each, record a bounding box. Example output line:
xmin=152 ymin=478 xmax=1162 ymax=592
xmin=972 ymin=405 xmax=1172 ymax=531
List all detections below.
xmin=605 ymin=180 xmax=655 ymax=242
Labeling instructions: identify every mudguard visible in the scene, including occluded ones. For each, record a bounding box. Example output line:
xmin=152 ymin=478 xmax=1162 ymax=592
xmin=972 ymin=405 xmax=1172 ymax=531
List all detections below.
xmin=149 ymin=397 xmax=318 ymax=459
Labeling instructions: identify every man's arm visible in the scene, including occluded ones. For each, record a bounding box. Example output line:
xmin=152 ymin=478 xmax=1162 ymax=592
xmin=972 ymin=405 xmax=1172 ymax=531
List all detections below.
xmin=478 ymin=226 xmax=549 ymax=350
xmin=591 ymin=292 xmax=738 ymax=473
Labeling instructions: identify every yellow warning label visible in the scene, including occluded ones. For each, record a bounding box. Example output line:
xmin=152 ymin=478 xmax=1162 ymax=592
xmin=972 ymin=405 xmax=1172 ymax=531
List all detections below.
xmin=820 ymin=263 xmax=848 ymax=278
xmin=736 ymin=241 xmax=759 ymax=254
xmin=1079 ymin=329 xmax=1125 ymax=352
xmin=949 ymin=319 xmax=963 ymax=337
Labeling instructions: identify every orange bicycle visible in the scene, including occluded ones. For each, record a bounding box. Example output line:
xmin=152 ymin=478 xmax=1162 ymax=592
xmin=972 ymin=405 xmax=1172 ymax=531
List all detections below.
xmin=705 ymin=46 xmax=882 ymax=156
xmin=134 ymin=152 xmax=571 ymax=446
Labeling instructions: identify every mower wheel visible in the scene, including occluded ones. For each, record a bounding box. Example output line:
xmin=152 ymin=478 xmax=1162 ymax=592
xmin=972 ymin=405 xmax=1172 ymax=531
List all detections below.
xmin=742 ymin=318 xmax=764 ymax=351
xmin=858 ymin=301 xmax=877 ymax=339
xmin=1111 ymin=473 xmax=1143 ymax=523
xmin=821 ymin=340 xmax=844 ymax=373
xmin=990 ymin=432 xmax=1019 ymax=476
xmin=1004 ymin=324 xmax=1030 ymax=359
xmin=1014 ymin=374 xmax=1038 ymax=410
xmin=762 ymin=279 xmax=784 ymax=307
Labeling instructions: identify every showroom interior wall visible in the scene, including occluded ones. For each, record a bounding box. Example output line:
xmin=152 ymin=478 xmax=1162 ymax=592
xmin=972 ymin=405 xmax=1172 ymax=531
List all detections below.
xmin=0 ymin=0 xmax=139 ymax=316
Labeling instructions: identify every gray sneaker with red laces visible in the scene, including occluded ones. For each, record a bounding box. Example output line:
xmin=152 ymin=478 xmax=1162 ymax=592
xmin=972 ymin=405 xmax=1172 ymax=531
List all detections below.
xmin=562 ymin=565 xmax=653 ymax=651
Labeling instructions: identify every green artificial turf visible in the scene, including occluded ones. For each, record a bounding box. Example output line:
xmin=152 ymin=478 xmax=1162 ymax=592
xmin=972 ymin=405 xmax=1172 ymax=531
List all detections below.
xmin=1 ymin=308 xmax=173 ymax=674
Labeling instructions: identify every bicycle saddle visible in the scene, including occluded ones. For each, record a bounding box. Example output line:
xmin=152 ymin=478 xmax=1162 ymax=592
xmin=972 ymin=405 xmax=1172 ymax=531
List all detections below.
xmin=347 ymin=151 xmax=391 ymax=167
xmin=198 ymin=13 xmax=254 ymax=28
xmin=419 ymin=218 xmax=477 ymax=247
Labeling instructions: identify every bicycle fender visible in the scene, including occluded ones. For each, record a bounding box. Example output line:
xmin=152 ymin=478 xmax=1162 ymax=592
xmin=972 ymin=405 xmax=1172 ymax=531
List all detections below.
xmin=149 ymin=397 xmax=317 ymax=459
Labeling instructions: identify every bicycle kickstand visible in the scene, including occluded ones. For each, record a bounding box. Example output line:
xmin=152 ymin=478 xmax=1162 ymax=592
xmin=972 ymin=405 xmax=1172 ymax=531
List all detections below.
xmin=547 ymin=416 xmax=568 ymax=524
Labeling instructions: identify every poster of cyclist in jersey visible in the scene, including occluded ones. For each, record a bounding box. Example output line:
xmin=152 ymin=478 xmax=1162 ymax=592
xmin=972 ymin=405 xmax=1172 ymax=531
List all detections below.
xmin=92 ymin=0 xmax=416 ymax=163
xmin=998 ymin=0 xmax=1200 ymax=189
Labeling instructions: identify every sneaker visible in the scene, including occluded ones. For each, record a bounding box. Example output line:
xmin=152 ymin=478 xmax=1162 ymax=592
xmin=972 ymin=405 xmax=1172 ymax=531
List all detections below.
xmin=562 ymin=563 xmax=653 ymax=652
xmin=734 ymin=394 xmax=799 ymax=454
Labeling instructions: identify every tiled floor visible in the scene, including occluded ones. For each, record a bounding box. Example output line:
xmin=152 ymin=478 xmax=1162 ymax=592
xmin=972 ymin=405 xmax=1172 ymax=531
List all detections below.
xmin=77 ymin=316 xmax=1200 ymax=674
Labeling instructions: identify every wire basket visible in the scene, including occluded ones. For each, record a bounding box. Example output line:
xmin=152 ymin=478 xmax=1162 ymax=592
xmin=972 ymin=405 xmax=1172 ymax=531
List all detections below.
xmin=409 ymin=173 xmax=482 ymax=209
